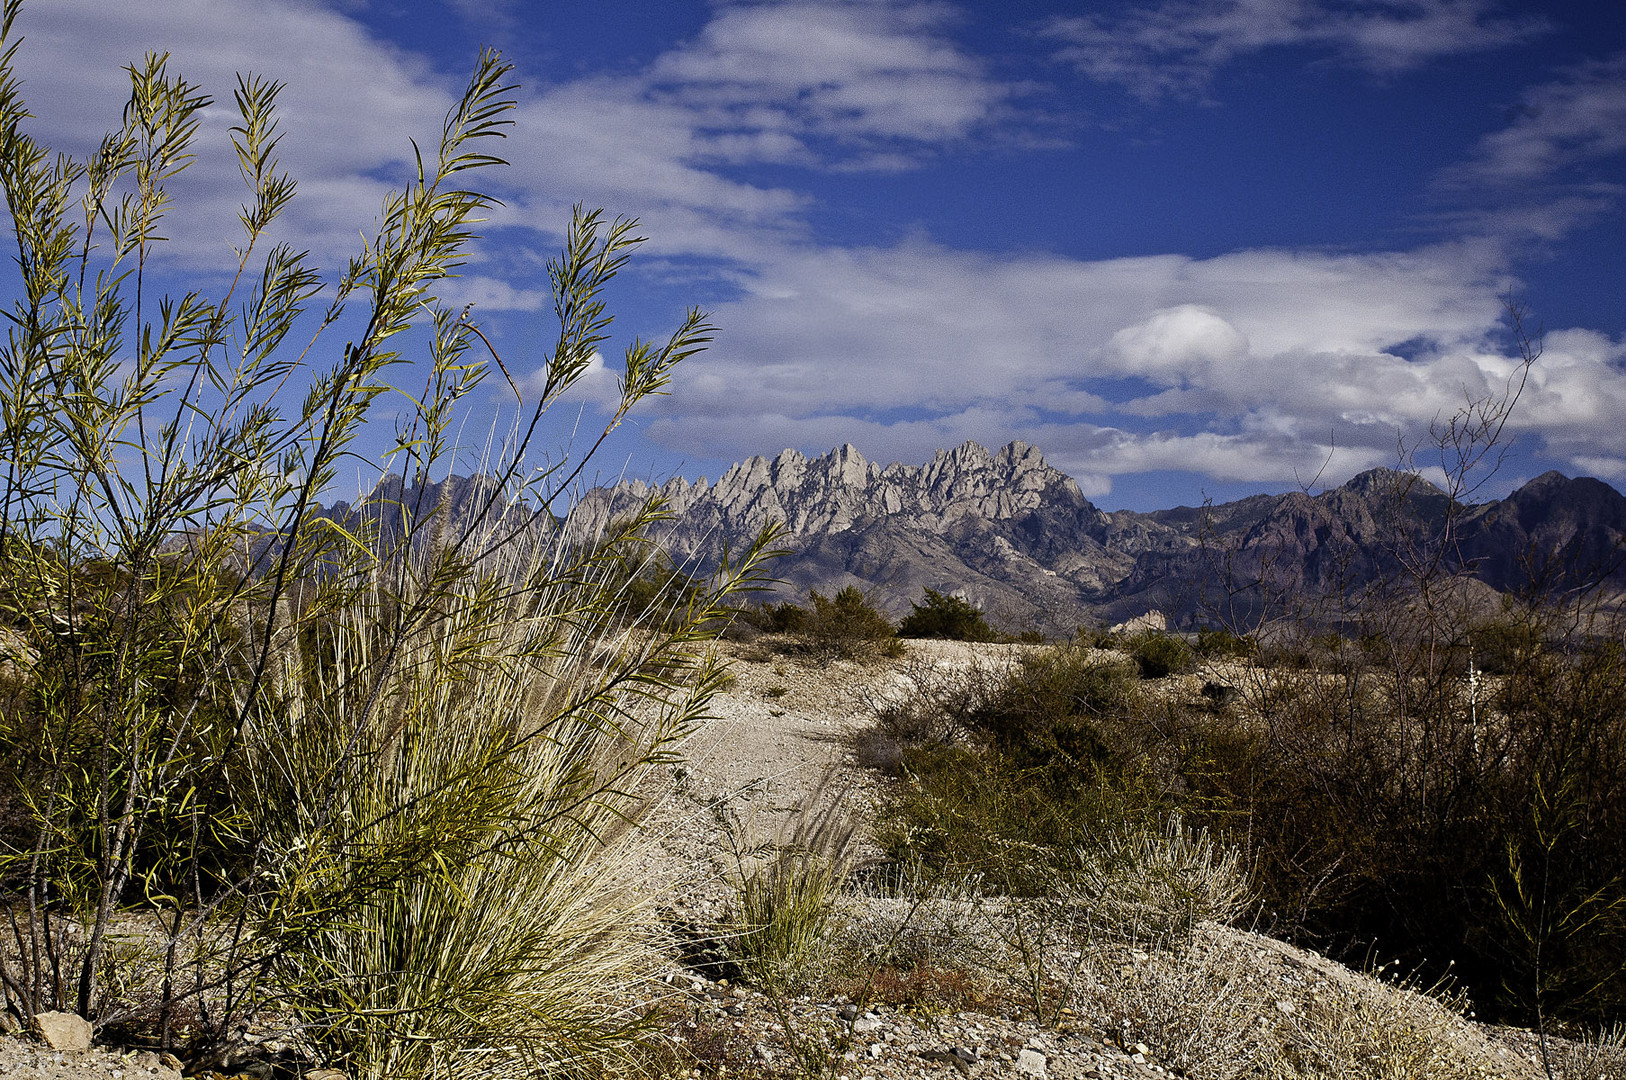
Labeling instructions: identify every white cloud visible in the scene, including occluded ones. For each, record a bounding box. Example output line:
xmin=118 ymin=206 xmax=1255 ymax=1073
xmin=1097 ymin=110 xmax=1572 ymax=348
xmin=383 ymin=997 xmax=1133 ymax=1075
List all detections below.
xmin=1108 ymin=305 xmax=1249 ymax=381
xmin=1044 ymin=0 xmax=1545 ymax=102
xmin=1436 ymin=55 xmax=1626 ymax=241
xmin=638 ymin=237 xmax=1626 ymax=492
xmin=518 ymin=351 xmax=625 ymax=411
xmin=12 ymin=0 xmax=455 ymax=266
xmin=1452 ymin=56 xmax=1626 ymax=185
xmin=7 ymin=0 xmax=1619 ymax=502
xmin=658 ymin=239 xmax=1508 ymax=418
xmin=647 ymin=1 xmax=1005 ymax=160
xmin=432 ymin=275 xmax=549 ymax=313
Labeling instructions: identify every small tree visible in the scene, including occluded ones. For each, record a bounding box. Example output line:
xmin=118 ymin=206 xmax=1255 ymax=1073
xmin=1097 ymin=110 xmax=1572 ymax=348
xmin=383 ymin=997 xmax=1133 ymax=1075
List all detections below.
xmin=803 ymin=586 xmax=899 ymax=659
xmin=898 ymin=588 xmax=998 ymax=642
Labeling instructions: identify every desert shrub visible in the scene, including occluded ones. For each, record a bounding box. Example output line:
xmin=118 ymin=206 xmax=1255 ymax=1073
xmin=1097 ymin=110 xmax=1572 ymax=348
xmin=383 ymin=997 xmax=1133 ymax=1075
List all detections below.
xmin=874 ymin=742 xmax=1160 ymax=892
xmin=1075 ymin=624 xmax=1119 ymax=649
xmin=1130 ymin=632 xmax=1195 ymax=679
xmin=965 ymin=643 xmax=1140 ymax=754
xmin=1194 ymin=627 xmax=1257 ymax=659
xmin=0 ymin=24 xmax=775 ymax=1077
xmin=853 ymin=655 xmax=1007 ymax=774
xmin=897 ymin=589 xmax=998 ymax=642
xmin=721 ymin=788 xmax=859 ymax=987
xmin=1553 ymin=1023 xmax=1626 ymax=1080
xmin=801 ymin=586 xmax=901 ymax=660
xmin=1066 ymin=817 xmax=1254 ymax=947
xmin=866 ymin=598 xmax=1626 ymax=1029
xmin=865 ymin=645 xmax=1163 ymax=891
xmin=740 ymin=598 xmax=810 ymax=634
xmin=1469 ymin=612 xmax=1544 ymax=675
xmin=1147 ymin=615 xmax=1626 ymax=1029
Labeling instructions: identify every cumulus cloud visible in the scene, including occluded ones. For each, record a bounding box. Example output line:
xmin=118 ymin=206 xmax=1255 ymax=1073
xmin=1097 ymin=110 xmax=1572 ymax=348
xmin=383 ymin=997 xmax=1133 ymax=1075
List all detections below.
xmin=1452 ymin=56 xmax=1626 ymax=184
xmin=659 ymin=239 xmax=1508 ymax=417
xmin=12 ymin=0 xmax=453 ymax=266
xmin=1108 ymin=305 xmax=1250 ymax=381
xmin=8 ymin=0 xmax=1620 ymax=502
xmin=517 ymin=351 xmax=626 ymax=412
xmin=9 ymin=0 xmax=1006 ymax=271
xmin=639 ymin=237 xmax=1626 ymax=493
xmin=433 ymin=276 xmax=549 ymax=313
xmin=1044 ymin=0 xmax=1545 ymax=101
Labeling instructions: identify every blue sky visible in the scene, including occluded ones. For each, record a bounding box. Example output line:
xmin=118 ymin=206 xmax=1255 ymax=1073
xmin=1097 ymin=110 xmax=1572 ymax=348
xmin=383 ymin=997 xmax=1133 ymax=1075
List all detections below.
xmin=10 ymin=0 xmax=1625 ymax=510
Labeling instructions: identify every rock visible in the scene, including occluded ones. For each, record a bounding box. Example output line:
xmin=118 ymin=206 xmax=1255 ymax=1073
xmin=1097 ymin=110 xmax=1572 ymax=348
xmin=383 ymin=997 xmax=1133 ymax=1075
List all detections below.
xmin=33 ymin=1010 xmax=92 ymax=1051
xmin=852 ymin=1014 xmax=883 ymax=1033
xmin=1016 ymin=1046 xmax=1048 ymax=1076
xmin=570 ymin=439 xmax=1130 ymax=637
xmin=304 ymin=1071 xmax=349 ymax=1080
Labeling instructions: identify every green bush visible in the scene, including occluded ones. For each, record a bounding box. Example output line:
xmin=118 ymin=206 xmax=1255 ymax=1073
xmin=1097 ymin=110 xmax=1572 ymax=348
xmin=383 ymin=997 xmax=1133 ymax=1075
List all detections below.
xmin=0 ymin=21 xmax=777 ymax=1076
xmin=1130 ymin=632 xmax=1195 ymax=679
xmin=1194 ymin=627 xmax=1257 ymax=659
xmin=1469 ymin=614 xmax=1543 ymax=675
xmin=957 ymin=645 xmax=1139 ymax=764
xmin=740 ymin=599 xmax=810 ymax=634
xmin=802 ymin=586 xmax=901 ymax=660
xmin=863 ymin=607 xmax=1626 ymax=1030
xmin=722 ymin=791 xmax=858 ymax=987
xmin=897 ymin=589 xmax=998 ymax=642
xmin=864 ymin=645 xmax=1159 ymax=889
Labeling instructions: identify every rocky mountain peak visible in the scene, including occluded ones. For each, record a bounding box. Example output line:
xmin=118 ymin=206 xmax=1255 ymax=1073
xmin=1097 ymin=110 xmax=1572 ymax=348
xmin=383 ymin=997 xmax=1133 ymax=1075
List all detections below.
xmin=566 ymin=441 xmax=1626 ymax=636
xmin=565 ymin=441 xmax=1119 ymax=632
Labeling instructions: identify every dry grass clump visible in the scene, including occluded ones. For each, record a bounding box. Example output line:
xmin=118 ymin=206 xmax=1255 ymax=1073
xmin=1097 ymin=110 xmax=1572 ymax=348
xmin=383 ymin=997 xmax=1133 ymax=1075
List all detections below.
xmin=719 ymin=783 xmax=862 ymax=988
xmin=1066 ymin=817 xmax=1255 ymax=946
xmin=1551 ymin=1023 xmax=1626 ymax=1079
xmin=1077 ymin=929 xmax=1536 ymax=1080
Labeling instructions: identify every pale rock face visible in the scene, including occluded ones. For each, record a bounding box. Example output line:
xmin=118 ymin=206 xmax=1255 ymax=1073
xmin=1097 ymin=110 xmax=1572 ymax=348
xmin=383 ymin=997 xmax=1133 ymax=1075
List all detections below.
xmin=33 ymin=1011 xmax=92 ymax=1052
xmin=568 ymin=439 xmax=1131 ymax=635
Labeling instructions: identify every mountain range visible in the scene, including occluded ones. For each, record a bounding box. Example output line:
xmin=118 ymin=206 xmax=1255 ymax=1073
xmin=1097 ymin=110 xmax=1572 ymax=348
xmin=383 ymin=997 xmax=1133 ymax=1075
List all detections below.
xmin=571 ymin=441 xmax=1626 ymax=635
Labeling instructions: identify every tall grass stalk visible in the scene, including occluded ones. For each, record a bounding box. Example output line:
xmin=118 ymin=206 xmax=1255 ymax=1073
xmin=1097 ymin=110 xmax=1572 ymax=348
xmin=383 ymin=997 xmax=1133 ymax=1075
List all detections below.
xmin=723 ymin=779 xmax=860 ymax=987
xmin=0 ymin=6 xmax=776 ymax=1074
xmin=239 ymin=506 xmax=768 ymax=1078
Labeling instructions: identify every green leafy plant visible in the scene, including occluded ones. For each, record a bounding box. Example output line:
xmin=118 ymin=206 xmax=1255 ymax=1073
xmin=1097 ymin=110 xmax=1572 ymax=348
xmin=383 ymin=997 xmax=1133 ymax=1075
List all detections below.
xmin=802 ymin=586 xmax=901 ymax=660
xmin=1129 ymin=632 xmax=1194 ymax=679
xmin=897 ymin=589 xmax=997 ymax=642
xmin=0 ymin=10 xmax=777 ymax=1076
xmin=1194 ymin=627 xmax=1257 ymax=660
xmin=722 ymin=789 xmax=859 ymax=986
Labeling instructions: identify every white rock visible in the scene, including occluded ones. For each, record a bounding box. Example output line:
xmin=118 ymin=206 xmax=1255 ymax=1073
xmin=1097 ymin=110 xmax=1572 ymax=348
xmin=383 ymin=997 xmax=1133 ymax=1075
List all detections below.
xmin=33 ymin=1010 xmax=92 ymax=1052
xmin=1015 ymin=1047 xmax=1048 ymax=1077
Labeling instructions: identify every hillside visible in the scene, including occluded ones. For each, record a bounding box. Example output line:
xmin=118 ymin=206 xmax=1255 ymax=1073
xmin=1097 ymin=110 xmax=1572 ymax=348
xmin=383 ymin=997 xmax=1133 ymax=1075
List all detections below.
xmin=572 ymin=442 xmax=1626 ymax=635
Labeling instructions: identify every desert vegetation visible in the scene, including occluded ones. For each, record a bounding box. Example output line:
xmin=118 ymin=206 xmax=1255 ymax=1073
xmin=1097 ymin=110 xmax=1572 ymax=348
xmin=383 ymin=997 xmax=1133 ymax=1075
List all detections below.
xmin=2 ymin=4 xmax=1623 ymax=1078
xmin=0 ymin=10 xmax=777 ymax=1077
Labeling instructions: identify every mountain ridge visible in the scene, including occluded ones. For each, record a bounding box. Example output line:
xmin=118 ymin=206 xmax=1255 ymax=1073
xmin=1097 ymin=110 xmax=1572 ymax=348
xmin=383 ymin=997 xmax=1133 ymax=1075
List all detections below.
xmin=572 ymin=440 xmax=1626 ymax=634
